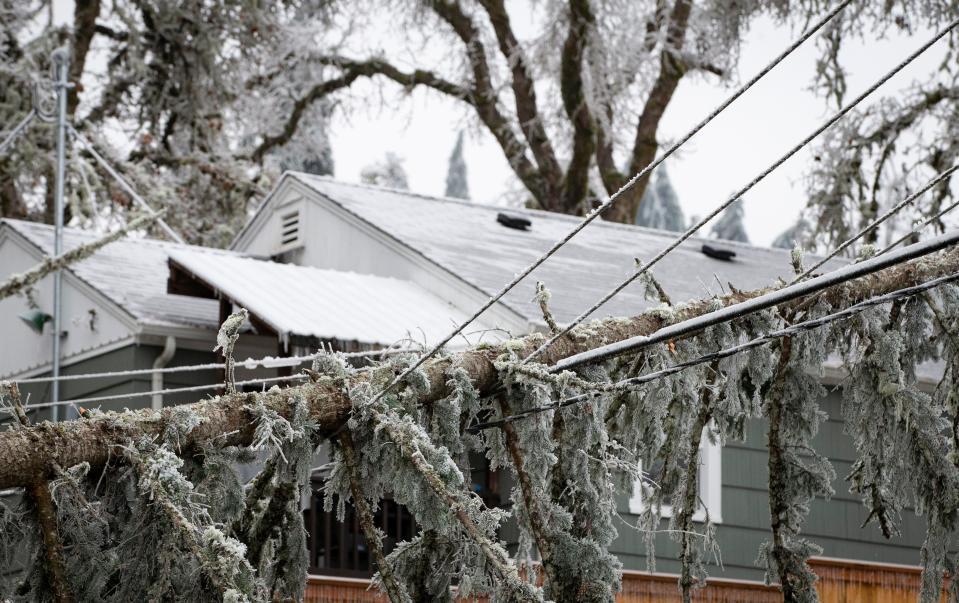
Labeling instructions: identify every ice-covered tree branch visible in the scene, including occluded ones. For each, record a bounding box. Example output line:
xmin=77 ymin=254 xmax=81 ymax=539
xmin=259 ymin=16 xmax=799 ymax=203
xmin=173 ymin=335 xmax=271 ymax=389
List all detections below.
xmin=1 ymin=245 xmax=957 ymax=490
xmin=603 ymin=0 xmax=692 ymax=223
xmin=0 ymin=212 xmax=162 ymax=301
xmin=338 ymin=431 xmax=411 ymax=603
xmin=476 ymin=0 xmax=563 ymax=197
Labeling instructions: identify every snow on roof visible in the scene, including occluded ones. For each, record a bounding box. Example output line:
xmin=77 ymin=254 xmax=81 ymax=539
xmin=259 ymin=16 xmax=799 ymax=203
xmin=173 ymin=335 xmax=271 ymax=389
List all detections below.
xmin=168 ymin=249 xmax=498 ymax=347
xmin=1 ymin=219 xmax=223 ymax=330
xmin=289 ymin=174 xmax=849 ymax=325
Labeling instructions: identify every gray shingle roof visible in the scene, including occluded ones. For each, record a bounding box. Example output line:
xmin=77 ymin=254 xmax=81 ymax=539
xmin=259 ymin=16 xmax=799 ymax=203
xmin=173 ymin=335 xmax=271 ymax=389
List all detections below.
xmin=290 ymin=174 xmax=847 ymax=326
xmin=2 ymin=219 xmax=222 ymax=330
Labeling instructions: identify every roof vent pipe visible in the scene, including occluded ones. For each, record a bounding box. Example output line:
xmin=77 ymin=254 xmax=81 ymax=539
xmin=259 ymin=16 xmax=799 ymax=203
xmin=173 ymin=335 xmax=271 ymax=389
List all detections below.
xmin=152 ymin=336 xmax=176 ymax=411
xmin=700 ymin=244 xmax=736 ymax=261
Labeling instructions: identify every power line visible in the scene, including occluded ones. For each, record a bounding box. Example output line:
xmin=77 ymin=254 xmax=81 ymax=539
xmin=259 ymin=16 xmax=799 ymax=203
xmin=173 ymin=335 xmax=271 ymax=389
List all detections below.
xmin=467 ymin=270 xmax=959 ymax=433
xmin=879 ymin=198 xmax=959 ymax=256
xmin=794 ymin=165 xmax=959 ymax=282
xmin=0 ymin=109 xmax=35 ymax=156
xmin=8 ymin=374 xmax=308 ymax=412
xmin=69 ymin=127 xmax=185 ymax=244
xmin=524 ymin=16 xmax=959 ymax=365
xmin=550 ymin=229 xmax=959 ymax=372
xmin=370 ymin=1 xmax=854 ymax=404
xmin=10 ymin=347 xmax=414 ymax=385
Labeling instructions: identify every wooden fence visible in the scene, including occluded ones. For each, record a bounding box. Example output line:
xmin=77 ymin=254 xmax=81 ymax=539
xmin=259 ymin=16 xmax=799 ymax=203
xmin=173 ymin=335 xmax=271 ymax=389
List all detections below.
xmin=304 ymin=557 xmax=947 ymax=602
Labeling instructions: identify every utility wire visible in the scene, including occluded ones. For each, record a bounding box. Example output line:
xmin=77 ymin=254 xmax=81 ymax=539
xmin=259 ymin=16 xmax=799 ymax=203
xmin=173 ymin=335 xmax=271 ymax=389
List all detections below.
xmin=0 ymin=110 xmax=35 ymax=156
xmin=794 ymin=165 xmax=959 ymax=282
xmin=370 ymin=1 xmax=854 ymax=404
xmin=69 ymin=127 xmax=185 ymax=244
xmin=524 ymin=16 xmax=959 ymax=365
xmin=879 ymin=198 xmax=959 ymax=255
xmin=551 ymin=229 xmax=959 ymax=372
xmin=10 ymin=347 xmax=414 ymax=385
xmin=467 ymin=270 xmax=959 ymax=432
xmin=8 ymin=374 xmax=308 ymax=412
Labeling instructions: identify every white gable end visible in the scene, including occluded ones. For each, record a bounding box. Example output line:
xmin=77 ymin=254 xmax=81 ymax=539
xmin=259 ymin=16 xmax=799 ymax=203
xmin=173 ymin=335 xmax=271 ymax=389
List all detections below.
xmin=0 ymin=231 xmax=136 ymax=378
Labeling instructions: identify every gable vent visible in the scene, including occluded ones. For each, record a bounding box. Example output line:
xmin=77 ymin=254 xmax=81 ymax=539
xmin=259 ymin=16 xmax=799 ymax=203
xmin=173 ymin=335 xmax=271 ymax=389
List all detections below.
xmin=279 ymin=210 xmax=301 ymax=248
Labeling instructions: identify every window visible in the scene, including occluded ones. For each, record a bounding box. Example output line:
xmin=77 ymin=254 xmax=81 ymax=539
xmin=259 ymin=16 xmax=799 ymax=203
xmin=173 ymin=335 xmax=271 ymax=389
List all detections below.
xmin=628 ymin=426 xmax=722 ymax=523
xmin=304 ymin=485 xmax=416 ymax=578
xmin=304 ymin=454 xmax=502 ymax=577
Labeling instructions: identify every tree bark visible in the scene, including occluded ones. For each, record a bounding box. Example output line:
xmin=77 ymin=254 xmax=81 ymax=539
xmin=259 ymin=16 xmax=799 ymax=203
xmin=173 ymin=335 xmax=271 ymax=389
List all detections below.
xmin=68 ymin=0 xmax=102 ymax=114
xmin=340 ymin=431 xmax=411 ymax=603
xmin=559 ymin=0 xmax=598 ymax=215
xmin=603 ymin=0 xmax=693 ymax=224
xmin=8 ymin=386 xmax=73 ymax=603
xmin=0 ymin=246 xmax=956 ymax=489
xmin=677 ymin=365 xmax=718 ymax=603
xmin=478 ymin=0 xmax=563 ymax=201
xmin=498 ymin=395 xmax=560 ymax=596
xmin=29 ymin=480 xmax=72 ymax=603
xmin=765 ymin=336 xmax=806 ymax=601
xmin=426 ymin=0 xmax=548 ymax=205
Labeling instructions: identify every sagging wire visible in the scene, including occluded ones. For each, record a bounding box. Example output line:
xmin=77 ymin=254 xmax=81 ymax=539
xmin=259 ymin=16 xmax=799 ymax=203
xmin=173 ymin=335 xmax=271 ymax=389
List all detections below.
xmin=69 ymin=126 xmax=184 ymax=244
xmin=523 ymin=16 xmax=959 ymax=366
xmin=467 ymin=270 xmax=959 ymax=433
xmin=879 ymin=198 xmax=959 ymax=255
xmin=6 ymin=373 xmax=309 ymax=413
xmin=793 ymin=164 xmax=959 ymax=282
xmin=368 ymin=0 xmax=855 ymax=405
xmin=0 ymin=110 xmax=35 ymax=157
xmin=12 ymin=346 xmax=416 ymax=385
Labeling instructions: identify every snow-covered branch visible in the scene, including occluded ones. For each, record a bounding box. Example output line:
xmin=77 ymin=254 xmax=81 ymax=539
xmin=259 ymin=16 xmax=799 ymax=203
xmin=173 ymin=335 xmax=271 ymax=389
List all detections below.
xmin=0 ymin=246 xmax=956 ymax=491
xmin=0 ymin=212 xmax=162 ymax=301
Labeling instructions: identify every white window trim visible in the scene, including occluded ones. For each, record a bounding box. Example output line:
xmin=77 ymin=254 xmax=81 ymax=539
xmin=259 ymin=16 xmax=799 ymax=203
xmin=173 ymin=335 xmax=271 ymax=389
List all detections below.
xmin=628 ymin=427 xmax=722 ymax=524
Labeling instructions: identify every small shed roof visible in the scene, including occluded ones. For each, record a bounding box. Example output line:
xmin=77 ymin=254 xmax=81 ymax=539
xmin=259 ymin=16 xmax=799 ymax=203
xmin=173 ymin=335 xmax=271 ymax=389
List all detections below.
xmin=168 ymin=250 xmax=497 ymax=347
xmin=288 ymin=175 xmax=848 ymax=326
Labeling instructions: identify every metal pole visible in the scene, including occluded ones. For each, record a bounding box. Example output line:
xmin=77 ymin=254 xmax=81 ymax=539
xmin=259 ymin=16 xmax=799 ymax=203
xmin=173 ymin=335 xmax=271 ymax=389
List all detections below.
xmin=51 ymin=48 xmax=70 ymax=422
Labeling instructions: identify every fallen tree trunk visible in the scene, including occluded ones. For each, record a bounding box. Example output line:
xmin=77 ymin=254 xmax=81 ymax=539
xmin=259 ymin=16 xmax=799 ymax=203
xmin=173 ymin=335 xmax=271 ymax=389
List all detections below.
xmin=0 ymin=246 xmax=955 ymax=489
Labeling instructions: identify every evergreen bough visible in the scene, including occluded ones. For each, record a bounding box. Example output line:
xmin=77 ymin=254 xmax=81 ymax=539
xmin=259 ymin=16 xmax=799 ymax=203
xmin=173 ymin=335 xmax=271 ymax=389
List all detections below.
xmin=1 ymin=253 xmax=959 ymax=602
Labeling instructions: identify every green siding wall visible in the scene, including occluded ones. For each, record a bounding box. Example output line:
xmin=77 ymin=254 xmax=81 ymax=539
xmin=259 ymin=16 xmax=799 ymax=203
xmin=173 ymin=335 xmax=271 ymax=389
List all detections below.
xmin=614 ymin=391 xmax=930 ymax=582
xmin=11 ymin=344 xmax=221 ymax=423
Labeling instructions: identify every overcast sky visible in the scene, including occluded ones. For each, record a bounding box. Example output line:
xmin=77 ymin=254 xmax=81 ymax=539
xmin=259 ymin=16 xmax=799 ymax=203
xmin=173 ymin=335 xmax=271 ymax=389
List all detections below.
xmin=326 ymin=16 xmax=946 ymax=247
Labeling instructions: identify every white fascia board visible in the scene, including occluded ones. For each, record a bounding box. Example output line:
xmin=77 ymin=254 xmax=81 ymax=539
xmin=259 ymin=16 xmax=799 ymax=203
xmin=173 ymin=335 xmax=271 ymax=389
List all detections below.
xmin=3 ymin=335 xmax=137 ymax=380
xmin=136 ymin=330 xmax=277 ymax=353
xmin=136 ymin=323 xmax=218 ymax=342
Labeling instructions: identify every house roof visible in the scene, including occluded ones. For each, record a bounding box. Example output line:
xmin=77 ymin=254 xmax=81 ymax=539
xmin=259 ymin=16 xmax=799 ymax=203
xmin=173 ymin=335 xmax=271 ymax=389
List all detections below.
xmin=1 ymin=219 xmax=222 ymax=331
xmin=168 ymin=249 xmax=499 ymax=347
xmin=286 ymin=174 xmax=848 ymax=326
